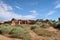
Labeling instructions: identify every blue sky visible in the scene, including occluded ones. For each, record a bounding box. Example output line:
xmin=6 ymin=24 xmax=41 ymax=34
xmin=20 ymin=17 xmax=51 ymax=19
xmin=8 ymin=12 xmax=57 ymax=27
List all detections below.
xmin=0 ymin=0 xmax=60 ymax=21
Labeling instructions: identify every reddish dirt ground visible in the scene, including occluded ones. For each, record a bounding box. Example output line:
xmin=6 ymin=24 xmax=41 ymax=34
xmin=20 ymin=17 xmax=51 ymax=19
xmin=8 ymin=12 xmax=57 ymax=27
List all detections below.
xmin=0 ymin=35 xmax=21 ymax=40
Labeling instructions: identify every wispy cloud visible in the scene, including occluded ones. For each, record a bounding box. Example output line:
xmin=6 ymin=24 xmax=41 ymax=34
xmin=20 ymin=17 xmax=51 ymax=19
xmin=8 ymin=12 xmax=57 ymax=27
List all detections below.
xmin=55 ymin=4 xmax=60 ymax=8
xmin=15 ymin=6 xmax=23 ymax=10
xmin=46 ymin=0 xmax=60 ymax=17
xmin=47 ymin=11 xmax=55 ymax=16
xmin=0 ymin=1 xmax=38 ymax=20
xmin=44 ymin=10 xmax=55 ymax=19
xmin=46 ymin=11 xmax=55 ymax=17
xmin=54 ymin=0 xmax=60 ymax=8
xmin=30 ymin=10 xmax=38 ymax=15
xmin=15 ymin=2 xmax=24 ymax=10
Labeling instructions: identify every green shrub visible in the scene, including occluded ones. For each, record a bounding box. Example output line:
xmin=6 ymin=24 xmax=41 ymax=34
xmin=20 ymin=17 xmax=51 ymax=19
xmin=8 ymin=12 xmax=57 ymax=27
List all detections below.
xmin=15 ymin=25 xmax=24 ymax=28
xmin=0 ymin=24 xmax=31 ymax=40
xmin=0 ymin=24 xmax=12 ymax=34
xmin=48 ymin=20 xmax=56 ymax=26
xmin=22 ymin=29 xmax=31 ymax=40
xmin=11 ymin=27 xmax=24 ymax=38
xmin=35 ymin=22 xmax=42 ymax=25
xmin=35 ymin=22 xmax=49 ymax=28
xmin=30 ymin=24 xmax=40 ymax=30
xmin=54 ymin=22 xmax=60 ymax=29
xmin=33 ymin=29 xmax=55 ymax=37
xmin=11 ymin=27 xmax=31 ymax=40
xmin=58 ymin=18 xmax=60 ymax=21
xmin=40 ymin=23 xmax=49 ymax=28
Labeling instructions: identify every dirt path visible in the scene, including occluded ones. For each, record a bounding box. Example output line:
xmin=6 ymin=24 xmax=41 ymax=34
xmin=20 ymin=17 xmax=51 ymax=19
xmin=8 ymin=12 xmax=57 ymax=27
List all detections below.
xmin=30 ymin=30 xmax=41 ymax=40
xmin=0 ymin=35 xmax=21 ymax=40
xmin=55 ymin=31 xmax=60 ymax=40
xmin=46 ymin=27 xmax=57 ymax=32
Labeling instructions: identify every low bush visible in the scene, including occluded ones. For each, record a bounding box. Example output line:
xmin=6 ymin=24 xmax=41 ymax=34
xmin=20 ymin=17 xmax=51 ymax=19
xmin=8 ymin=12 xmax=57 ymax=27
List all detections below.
xmin=11 ymin=27 xmax=24 ymax=38
xmin=35 ymin=22 xmax=49 ymax=28
xmin=22 ymin=29 xmax=31 ymax=40
xmin=54 ymin=22 xmax=60 ymax=29
xmin=40 ymin=23 xmax=49 ymax=28
xmin=33 ymin=29 xmax=55 ymax=37
xmin=11 ymin=27 xmax=31 ymax=40
xmin=0 ymin=24 xmax=31 ymax=40
xmin=15 ymin=25 xmax=24 ymax=28
xmin=48 ymin=20 xmax=56 ymax=26
xmin=0 ymin=24 xmax=12 ymax=34
xmin=30 ymin=24 xmax=40 ymax=30
xmin=35 ymin=22 xmax=42 ymax=25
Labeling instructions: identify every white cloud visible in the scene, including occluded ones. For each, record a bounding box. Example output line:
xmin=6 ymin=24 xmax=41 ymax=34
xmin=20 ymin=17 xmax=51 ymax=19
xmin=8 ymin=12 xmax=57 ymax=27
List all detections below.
xmin=55 ymin=0 xmax=60 ymax=8
xmin=15 ymin=6 xmax=23 ymax=10
xmin=0 ymin=1 xmax=38 ymax=20
xmin=30 ymin=10 xmax=37 ymax=13
xmin=55 ymin=4 xmax=60 ymax=8
xmin=47 ymin=11 xmax=55 ymax=16
xmin=46 ymin=0 xmax=59 ymax=17
xmin=15 ymin=2 xmax=23 ymax=10
xmin=23 ymin=10 xmax=38 ymax=19
xmin=45 ymin=11 xmax=55 ymax=19
xmin=30 ymin=10 xmax=38 ymax=15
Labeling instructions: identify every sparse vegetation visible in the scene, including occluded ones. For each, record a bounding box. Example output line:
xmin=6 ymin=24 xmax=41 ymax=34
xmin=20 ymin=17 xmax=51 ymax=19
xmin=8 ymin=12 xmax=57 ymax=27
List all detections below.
xmin=0 ymin=18 xmax=60 ymax=40
xmin=0 ymin=24 xmax=12 ymax=34
xmin=35 ymin=22 xmax=49 ymax=28
xmin=31 ymin=24 xmax=40 ymax=30
xmin=0 ymin=24 xmax=31 ymax=40
xmin=48 ymin=20 xmax=56 ymax=26
xmin=11 ymin=27 xmax=31 ymax=40
xmin=10 ymin=27 xmax=24 ymax=38
xmin=54 ymin=22 xmax=60 ymax=29
xmin=32 ymin=28 xmax=55 ymax=37
xmin=40 ymin=23 xmax=49 ymax=28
